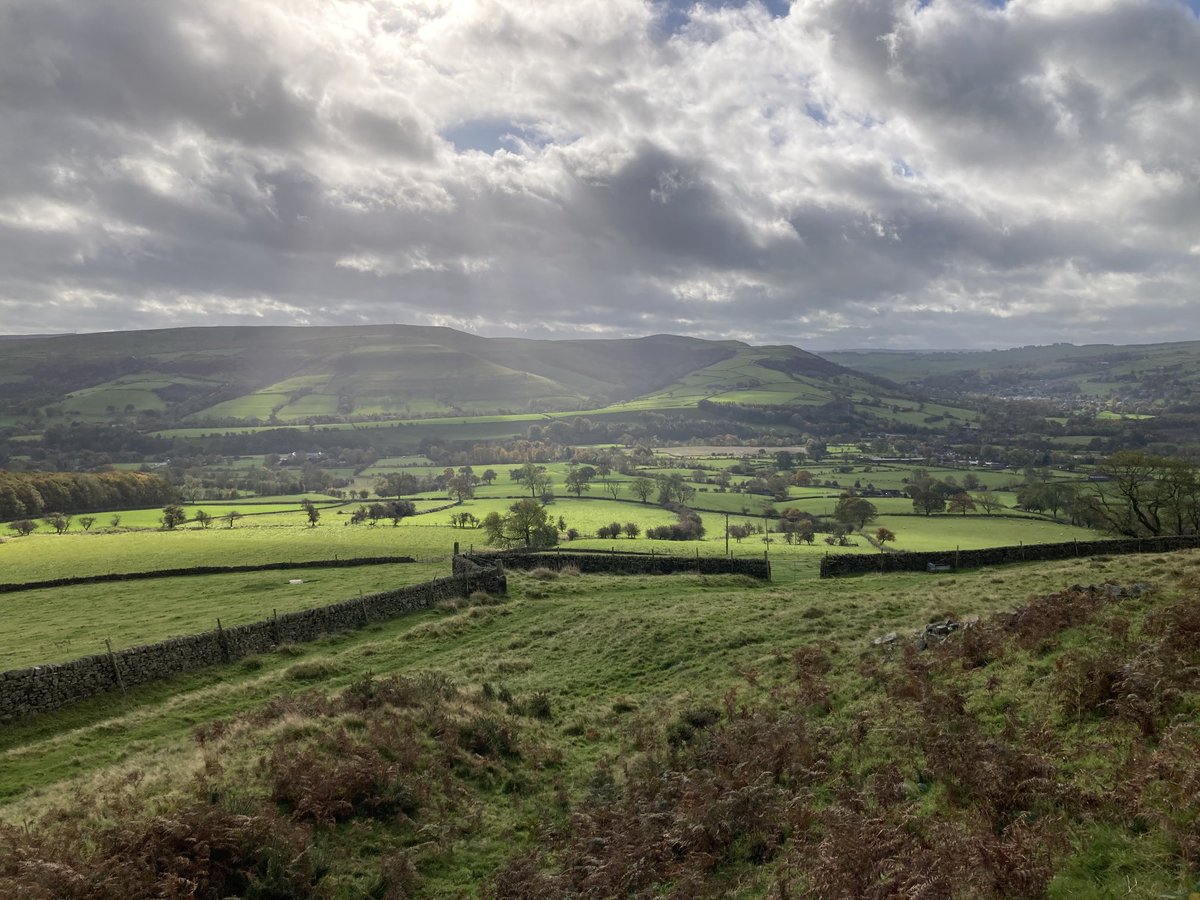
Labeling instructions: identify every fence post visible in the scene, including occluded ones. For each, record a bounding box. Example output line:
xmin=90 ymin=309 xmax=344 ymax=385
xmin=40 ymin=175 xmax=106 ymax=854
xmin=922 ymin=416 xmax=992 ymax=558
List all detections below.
xmin=216 ymin=618 xmax=230 ymax=663
xmin=105 ymin=639 xmax=127 ymax=696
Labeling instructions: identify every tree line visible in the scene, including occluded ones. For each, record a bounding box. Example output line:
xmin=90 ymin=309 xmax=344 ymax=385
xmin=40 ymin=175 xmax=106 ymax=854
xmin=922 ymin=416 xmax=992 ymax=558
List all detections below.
xmin=0 ymin=470 xmax=176 ymax=521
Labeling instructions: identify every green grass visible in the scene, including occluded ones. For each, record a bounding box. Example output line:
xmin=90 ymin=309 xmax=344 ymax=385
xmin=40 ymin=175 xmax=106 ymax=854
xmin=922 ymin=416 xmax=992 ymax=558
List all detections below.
xmin=0 ymin=522 xmax=451 ymax=582
xmin=1 ymin=487 xmax=1108 ymax=583
xmin=0 ymin=562 xmax=443 ymax=670
xmin=3 ymin=549 xmax=1199 ymax=897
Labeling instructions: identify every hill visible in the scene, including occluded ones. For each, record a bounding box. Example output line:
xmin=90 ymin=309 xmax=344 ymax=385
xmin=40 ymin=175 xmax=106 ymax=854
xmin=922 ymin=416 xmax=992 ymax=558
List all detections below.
xmin=824 ymin=341 xmax=1200 ymax=406
xmin=0 ymin=325 xmax=978 ymax=437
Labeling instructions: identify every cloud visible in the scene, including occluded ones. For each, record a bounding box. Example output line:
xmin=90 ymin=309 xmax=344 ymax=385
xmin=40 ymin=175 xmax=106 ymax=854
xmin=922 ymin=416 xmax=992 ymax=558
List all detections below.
xmin=0 ymin=0 xmax=1197 ymax=349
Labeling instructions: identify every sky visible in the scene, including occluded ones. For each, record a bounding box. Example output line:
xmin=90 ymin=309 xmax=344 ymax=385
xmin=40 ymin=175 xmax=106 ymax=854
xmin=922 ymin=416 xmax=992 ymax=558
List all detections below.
xmin=0 ymin=0 xmax=1198 ymax=351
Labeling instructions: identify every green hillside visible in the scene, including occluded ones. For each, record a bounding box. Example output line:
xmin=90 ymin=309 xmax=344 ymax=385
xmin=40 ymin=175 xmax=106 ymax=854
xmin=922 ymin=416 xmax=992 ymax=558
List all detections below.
xmin=825 ymin=341 xmax=1200 ymax=405
xmin=1 ymin=325 xmax=952 ymax=435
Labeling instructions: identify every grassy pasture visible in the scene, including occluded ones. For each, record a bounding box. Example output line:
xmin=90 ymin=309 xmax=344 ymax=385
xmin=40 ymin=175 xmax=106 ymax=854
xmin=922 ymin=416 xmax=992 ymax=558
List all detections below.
xmin=1 ymin=487 xmax=1107 ymax=583
xmin=0 ymin=562 xmax=442 ymax=671
xmin=3 ymin=550 xmax=1198 ymax=896
xmin=0 ymin=522 xmax=451 ymax=583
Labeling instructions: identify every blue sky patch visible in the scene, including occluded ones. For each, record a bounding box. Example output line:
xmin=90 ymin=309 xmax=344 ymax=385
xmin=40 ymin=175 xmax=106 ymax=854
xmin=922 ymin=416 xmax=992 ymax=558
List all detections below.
xmin=656 ymin=0 xmax=790 ymax=37
xmin=442 ymin=119 xmax=546 ymax=154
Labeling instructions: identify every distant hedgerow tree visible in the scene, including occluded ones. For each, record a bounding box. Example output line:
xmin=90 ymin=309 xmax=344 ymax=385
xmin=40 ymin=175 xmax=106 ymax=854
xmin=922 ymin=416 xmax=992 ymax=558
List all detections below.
xmin=78 ymin=516 xmax=97 ymax=531
xmin=631 ymin=477 xmax=656 ymax=504
xmin=161 ymin=505 xmax=187 ymax=530
xmin=8 ymin=519 xmax=36 ymax=537
xmin=44 ymin=512 xmax=71 ymax=534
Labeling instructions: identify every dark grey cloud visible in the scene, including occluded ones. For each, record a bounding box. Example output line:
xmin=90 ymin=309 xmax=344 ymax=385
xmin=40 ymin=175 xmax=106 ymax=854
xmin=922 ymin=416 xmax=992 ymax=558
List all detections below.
xmin=0 ymin=0 xmax=1197 ymax=350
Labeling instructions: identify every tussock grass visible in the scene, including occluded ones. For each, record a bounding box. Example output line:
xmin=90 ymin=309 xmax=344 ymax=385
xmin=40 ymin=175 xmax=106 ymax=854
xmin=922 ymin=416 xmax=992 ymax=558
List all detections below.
xmin=2 ymin=552 xmax=1199 ymax=896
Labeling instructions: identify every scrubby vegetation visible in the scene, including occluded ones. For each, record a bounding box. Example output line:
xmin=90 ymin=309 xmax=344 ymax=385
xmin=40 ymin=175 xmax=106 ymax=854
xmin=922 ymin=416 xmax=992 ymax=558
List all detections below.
xmin=4 ymin=554 xmax=1200 ymax=897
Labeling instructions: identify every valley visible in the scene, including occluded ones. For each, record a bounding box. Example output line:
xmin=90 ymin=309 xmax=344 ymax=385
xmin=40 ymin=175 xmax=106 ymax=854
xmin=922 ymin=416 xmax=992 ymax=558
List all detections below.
xmin=2 ymin=325 xmax=1200 ymax=897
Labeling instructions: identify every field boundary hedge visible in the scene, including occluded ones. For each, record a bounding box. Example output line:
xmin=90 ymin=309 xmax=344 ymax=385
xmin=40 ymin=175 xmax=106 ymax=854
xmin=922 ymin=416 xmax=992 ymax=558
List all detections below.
xmin=819 ymin=534 xmax=1200 ymax=578
xmin=0 ymin=557 xmax=505 ymax=723
xmin=0 ymin=556 xmax=417 ymax=595
xmin=457 ymin=547 xmax=771 ymax=580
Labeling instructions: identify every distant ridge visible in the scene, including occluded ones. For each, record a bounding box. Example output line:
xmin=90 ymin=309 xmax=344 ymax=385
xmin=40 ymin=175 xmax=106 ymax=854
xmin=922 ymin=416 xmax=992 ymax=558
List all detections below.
xmin=0 ymin=323 xmax=899 ymax=428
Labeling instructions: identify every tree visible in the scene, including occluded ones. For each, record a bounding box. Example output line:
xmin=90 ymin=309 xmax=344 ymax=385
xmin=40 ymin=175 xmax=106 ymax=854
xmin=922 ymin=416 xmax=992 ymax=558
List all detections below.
xmin=833 ymin=494 xmax=878 ymax=530
xmin=161 ymin=505 xmax=187 ymax=530
xmin=646 ymin=506 xmax=705 ymax=541
xmin=8 ymin=519 xmax=36 ymax=537
xmin=483 ymin=499 xmax=558 ymax=548
xmin=222 ymin=510 xmax=243 ymax=529
xmin=194 ymin=509 xmax=214 ymax=529
xmin=631 ymin=477 xmax=656 ymax=504
xmin=44 ymin=512 xmax=72 ymax=534
xmin=908 ymin=473 xmax=946 ymax=516
xmin=656 ymin=473 xmax=695 ymax=506
xmin=376 ymin=472 xmax=419 ymax=498
xmin=447 ymin=474 xmax=475 ymax=503
xmin=623 ymin=521 xmax=640 ymax=539
xmin=973 ymin=492 xmax=1002 ymax=516
xmin=727 ymin=523 xmax=753 ymax=543
xmin=78 ymin=515 xmax=97 ymax=531
xmin=565 ymin=468 xmax=593 ymax=497
xmin=875 ymin=526 xmax=896 ymax=546
xmin=110 ymin=514 xmax=122 ymax=528
xmin=450 ymin=511 xmax=480 ymax=529
xmin=1091 ymin=452 xmax=1198 ymax=537
xmin=511 ymin=463 xmax=553 ymax=500
xmin=301 ymin=498 xmax=321 ymax=527
xmin=481 ymin=469 xmax=497 ymax=485
xmin=947 ymin=492 xmax=976 ymax=516
xmin=387 ymin=499 xmax=417 ymax=525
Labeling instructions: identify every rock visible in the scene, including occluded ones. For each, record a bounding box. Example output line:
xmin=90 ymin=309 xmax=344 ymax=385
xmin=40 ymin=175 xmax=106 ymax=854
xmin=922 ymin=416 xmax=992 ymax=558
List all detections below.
xmin=872 ymin=632 xmax=899 ymax=646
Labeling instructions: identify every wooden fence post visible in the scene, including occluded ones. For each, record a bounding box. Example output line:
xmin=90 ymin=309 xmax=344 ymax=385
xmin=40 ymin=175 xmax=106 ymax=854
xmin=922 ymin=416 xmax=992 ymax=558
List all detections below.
xmin=105 ymin=639 xmax=127 ymax=696
xmin=216 ymin=618 xmax=230 ymax=662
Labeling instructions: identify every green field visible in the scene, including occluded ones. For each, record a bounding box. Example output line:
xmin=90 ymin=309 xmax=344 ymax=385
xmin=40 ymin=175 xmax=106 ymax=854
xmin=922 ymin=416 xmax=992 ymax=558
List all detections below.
xmin=0 ymin=562 xmax=443 ymax=670
xmin=0 ymin=522 xmax=447 ymax=582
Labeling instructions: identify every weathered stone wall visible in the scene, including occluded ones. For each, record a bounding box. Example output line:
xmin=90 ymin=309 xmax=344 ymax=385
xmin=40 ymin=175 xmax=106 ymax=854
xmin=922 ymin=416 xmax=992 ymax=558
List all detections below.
xmin=460 ymin=548 xmax=771 ymax=580
xmin=0 ymin=565 xmax=504 ymax=723
xmin=819 ymin=534 xmax=1200 ymax=578
xmin=0 ymin=555 xmax=417 ymax=595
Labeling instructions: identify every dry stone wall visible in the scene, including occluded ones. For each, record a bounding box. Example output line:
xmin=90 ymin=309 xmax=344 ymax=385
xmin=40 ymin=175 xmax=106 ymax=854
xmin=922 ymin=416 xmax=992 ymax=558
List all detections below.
xmin=0 ymin=563 xmax=506 ymax=723
xmin=820 ymin=534 xmax=1200 ymax=578
xmin=459 ymin=548 xmax=771 ymax=580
